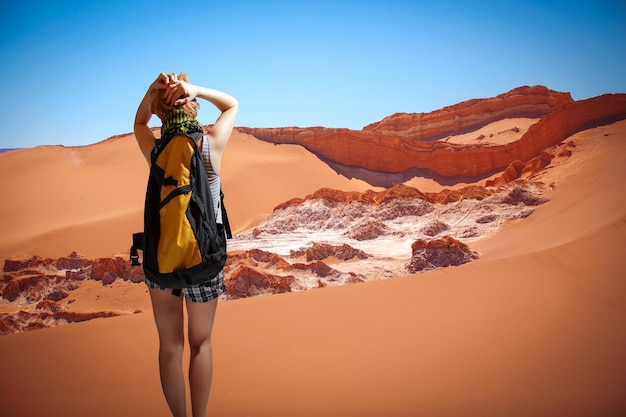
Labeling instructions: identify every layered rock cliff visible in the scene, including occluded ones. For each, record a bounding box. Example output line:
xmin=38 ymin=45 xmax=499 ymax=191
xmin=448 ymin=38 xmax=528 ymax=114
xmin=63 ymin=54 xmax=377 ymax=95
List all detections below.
xmin=362 ymin=85 xmax=572 ymax=139
xmin=238 ymin=87 xmax=626 ymax=181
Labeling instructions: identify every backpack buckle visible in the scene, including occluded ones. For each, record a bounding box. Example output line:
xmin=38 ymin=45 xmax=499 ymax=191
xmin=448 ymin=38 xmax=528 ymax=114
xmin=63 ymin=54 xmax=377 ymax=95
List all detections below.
xmin=130 ymin=254 xmax=141 ymax=267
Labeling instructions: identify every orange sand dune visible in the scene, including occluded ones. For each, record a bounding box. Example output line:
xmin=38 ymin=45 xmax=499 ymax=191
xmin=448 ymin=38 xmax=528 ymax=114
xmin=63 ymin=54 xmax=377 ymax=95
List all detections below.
xmin=1 ymin=122 xmax=625 ymax=416
xmin=475 ymin=123 xmax=626 ymax=259
xmin=221 ymin=131 xmax=378 ymax=233
xmin=0 ymin=130 xmax=374 ymax=263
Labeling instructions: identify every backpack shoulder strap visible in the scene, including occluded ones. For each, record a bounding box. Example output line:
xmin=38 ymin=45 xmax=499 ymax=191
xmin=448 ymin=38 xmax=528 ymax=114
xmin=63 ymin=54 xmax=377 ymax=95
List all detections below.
xmin=220 ymin=190 xmax=232 ymax=239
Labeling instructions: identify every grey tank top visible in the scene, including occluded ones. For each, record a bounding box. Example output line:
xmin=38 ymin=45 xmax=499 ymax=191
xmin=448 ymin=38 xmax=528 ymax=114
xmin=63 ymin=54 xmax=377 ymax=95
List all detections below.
xmin=200 ymin=135 xmax=223 ymax=224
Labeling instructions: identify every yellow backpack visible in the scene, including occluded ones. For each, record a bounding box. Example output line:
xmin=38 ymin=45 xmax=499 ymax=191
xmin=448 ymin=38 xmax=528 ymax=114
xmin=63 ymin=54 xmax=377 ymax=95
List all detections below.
xmin=131 ymin=130 xmax=229 ymax=288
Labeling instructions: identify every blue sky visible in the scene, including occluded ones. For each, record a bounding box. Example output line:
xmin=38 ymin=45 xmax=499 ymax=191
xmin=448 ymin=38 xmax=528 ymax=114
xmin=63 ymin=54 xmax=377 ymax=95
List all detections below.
xmin=1 ymin=0 xmax=624 ymax=148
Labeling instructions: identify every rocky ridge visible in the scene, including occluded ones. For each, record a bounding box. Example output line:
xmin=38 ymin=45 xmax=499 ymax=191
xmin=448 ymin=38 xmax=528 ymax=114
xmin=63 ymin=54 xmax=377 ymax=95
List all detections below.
xmin=228 ymin=180 xmax=548 ymax=281
xmin=0 ymin=252 xmax=144 ymax=334
xmin=238 ymin=88 xmax=626 ymax=180
xmin=362 ymin=85 xmax=573 ymax=139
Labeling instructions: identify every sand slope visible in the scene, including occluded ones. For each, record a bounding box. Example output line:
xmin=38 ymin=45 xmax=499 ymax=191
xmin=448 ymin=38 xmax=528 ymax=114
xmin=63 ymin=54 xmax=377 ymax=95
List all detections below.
xmin=474 ymin=125 xmax=626 ymax=260
xmin=0 ymin=130 xmax=374 ymax=263
xmin=1 ymin=124 xmax=625 ymax=416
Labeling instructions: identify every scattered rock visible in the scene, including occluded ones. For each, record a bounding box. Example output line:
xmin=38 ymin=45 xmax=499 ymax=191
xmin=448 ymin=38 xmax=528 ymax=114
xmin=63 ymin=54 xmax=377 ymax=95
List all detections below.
xmin=290 ymin=243 xmax=369 ymax=262
xmin=421 ymin=220 xmax=450 ymax=237
xmin=501 ymin=185 xmax=548 ymax=206
xmin=460 ymin=227 xmax=480 ymax=238
xmin=36 ymin=300 xmax=63 ymax=313
xmin=558 ymin=148 xmax=572 ymax=157
xmin=45 ymin=289 xmax=69 ymax=302
xmin=0 ymin=309 xmax=126 ymax=335
xmin=476 ymin=214 xmax=498 ymax=224
xmin=344 ymin=218 xmax=389 ymax=240
xmin=407 ymin=236 xmax=479 ymax=273
xmin=225 ymin=266 xmax=293 ymax=298
xmin=290 ymin=261 xmax=337 ymax=278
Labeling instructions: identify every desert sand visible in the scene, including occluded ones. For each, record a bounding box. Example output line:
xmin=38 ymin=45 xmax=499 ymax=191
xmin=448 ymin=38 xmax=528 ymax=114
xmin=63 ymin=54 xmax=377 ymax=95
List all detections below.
xmin=0 ymin=114 xmax=625 ymax=416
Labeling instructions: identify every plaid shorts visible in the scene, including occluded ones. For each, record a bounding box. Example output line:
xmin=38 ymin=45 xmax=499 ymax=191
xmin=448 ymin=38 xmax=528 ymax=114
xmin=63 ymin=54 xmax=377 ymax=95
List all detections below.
xmin=144 ymin=271 xmax=226 ymax=303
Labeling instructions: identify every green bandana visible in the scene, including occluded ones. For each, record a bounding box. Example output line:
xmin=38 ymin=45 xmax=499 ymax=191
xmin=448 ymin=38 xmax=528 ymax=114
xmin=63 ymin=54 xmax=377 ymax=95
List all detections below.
xmin=161 ymin=108 xmax=203 ymax=139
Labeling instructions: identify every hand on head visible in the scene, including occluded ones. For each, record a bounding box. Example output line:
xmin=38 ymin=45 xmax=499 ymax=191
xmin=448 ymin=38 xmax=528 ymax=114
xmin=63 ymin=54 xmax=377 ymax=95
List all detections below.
xmin=152 ymin=73 xmax=174 ymax=90
xmin=151 ymin=72 xmax=196 ymax=107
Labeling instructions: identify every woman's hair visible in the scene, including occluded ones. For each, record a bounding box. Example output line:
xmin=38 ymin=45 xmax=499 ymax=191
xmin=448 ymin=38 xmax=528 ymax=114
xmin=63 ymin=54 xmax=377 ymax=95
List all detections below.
xmin=151 ymin=72 xmax=200 ymax=121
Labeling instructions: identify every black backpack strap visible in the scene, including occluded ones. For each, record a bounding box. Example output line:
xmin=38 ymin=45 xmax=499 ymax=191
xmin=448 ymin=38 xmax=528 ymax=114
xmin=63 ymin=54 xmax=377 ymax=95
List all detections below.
xmin=130 ymin=232 xmax=144 ymax=266
xmin=220 ymin=190 xmax=233 ymax=239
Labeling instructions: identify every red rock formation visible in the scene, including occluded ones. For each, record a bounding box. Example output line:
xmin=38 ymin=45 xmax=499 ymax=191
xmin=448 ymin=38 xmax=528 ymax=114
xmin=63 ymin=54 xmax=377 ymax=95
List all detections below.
xmin=3 ymin=252 xmax=92 ymax=272
xmin=276 ymin=184 xmax=431 ymax=210
xmin=54 ymin=252 xmax=94 ymax=270
xmin=1 ymin=253 xmax=145 ymax=305
xmin=45 ymin=289 xmax=69 ymax=302
xmin=224 ymin=265 xmax=294 ymax=298
xmin=1 ymin=252 xmax=146 ymax=334
xmin=485 ymin=151 xmax=554 ymax=188
xmin=1 ymin=274 xmax=62 ymax=302
xmin=226 ymin=249 xmax=291 ymax=271
xmin=498 ymin=184 xmax=549 ymax=206
xmin=0 ymin=309 xmax=127 ymax=335
xmin=289 ymin=242 xmax=369 ymax=262
xmin=3 ymin=256 xmax=54 ymax=272
xmin=289 ymin=261 xmax=337 ymax=278
xmin=273 ymin=183 xmax=496 ymax=215
xmin=424 ymin=185 xmax=493 ymax=204
xmin=239 ymin=89 xmax=626 ymax=179
xmin=91 ymin=256 xmax=139 ymax=284
xmin=363 ymin=85 xmax=572 ymax=139
xmin=421 ymin=220 xmax=450 ymax=237
xmin=344 ymin=218 xmax=389 ymax=240
xmin=36 ymin=300 xmax=63 ymax=312
xmin=55 ymin=310 xmax=122 ymax=323
xmin=407 ymin=236 xmax=478 ymax=273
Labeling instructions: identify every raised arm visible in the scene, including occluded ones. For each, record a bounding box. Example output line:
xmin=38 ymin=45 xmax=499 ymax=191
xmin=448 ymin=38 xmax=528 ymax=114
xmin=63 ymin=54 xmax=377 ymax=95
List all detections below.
xmin=134 ymin=73 xmax=172 ymax=164
xmin=135 ymin=73 xmax=238 ymax=170
xmin=197 ymin=86 xmax=239 ymax=155
xmin=164 ymin=77 xmax=239 ymax=159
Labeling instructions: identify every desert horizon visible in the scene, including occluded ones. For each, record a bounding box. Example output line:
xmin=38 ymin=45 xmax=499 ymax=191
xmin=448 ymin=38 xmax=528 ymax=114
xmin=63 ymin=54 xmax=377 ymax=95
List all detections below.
xmin=1 ymin=85 xmax=625 ymax=416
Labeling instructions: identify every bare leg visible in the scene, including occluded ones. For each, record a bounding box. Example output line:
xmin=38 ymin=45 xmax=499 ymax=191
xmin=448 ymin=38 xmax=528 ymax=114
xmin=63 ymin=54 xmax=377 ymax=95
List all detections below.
xmin=149 ymin=288 xmax=187 ymax=417
xmin=186 ymin=297 xmax=219 ymax=417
